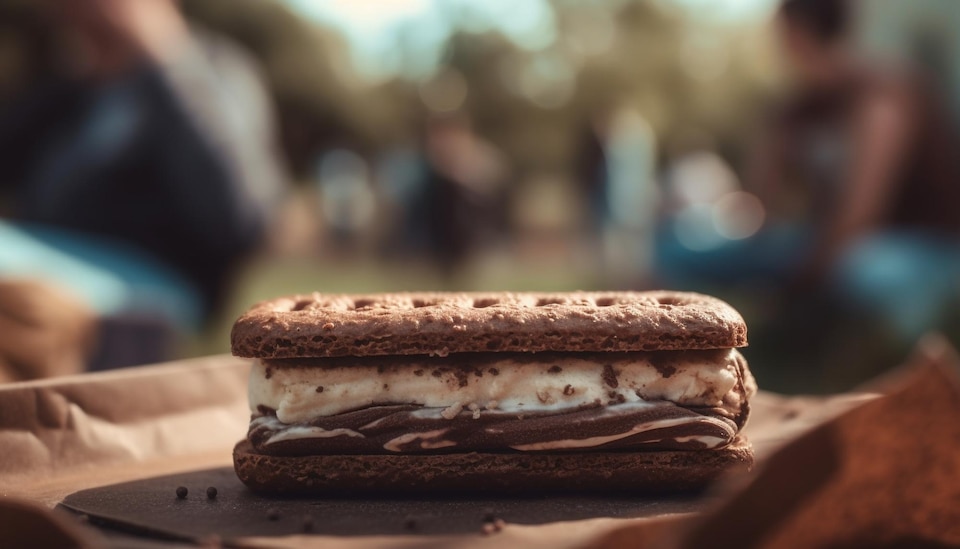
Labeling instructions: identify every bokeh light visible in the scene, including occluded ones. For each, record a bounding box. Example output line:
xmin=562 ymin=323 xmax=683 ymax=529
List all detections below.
xmin=713 ymin=191 xmax=766 ymax=240
xmin=419 ymin=67 xmax=468 ymax=112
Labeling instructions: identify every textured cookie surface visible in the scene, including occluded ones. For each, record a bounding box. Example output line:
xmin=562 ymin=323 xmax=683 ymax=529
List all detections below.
xmin=232 ymin=438 xmax=754 ymax=495
xmin=231 ymin=291 xmax=747 ymax=359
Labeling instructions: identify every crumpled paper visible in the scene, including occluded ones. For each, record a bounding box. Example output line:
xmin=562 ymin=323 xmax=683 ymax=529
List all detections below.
xmin=592 ymin=336 xmax=960 ymax=549
xmin=0 ymin=355 xmax=250 ymax=507
xmin=1 ymin=340 xmax=957 ymax=548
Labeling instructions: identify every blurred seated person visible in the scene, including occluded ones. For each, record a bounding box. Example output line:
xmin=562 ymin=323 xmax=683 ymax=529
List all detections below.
xmin=656 ymin=0 xmax=960 ymax=346
xmin=0 ymin=0 xmax=286 ymax=372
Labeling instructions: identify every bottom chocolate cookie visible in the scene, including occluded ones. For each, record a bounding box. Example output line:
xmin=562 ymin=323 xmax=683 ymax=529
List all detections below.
xmin=233 ymin=438 xmax=754 ymax=496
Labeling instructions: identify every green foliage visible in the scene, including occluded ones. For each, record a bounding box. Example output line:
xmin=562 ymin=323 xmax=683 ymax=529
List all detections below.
xmin=0 ymin=0 xmax=782 ymax=176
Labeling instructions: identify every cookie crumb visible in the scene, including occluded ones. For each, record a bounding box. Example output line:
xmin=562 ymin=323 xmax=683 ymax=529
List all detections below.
xmin=488 ymin=368 xmax=499 ymax=376
xmin=481 ymin=518 xmax=506 ymax=535
xmin=548 ymin=365 xmax=562 ymax=374
xmin=441 ymin=402 xmax=463 ymax=419
xmin=176 ymin=486 xmax=188 ymax=499
xmin=316 ymin=386 xmax=324 ymax=393
xmin=606 ymin=391 xmax=626 ymax=404
xmin=563 ymin=385 xmax=575 ymax=396
xmin=414 ymin=369 xmax=424 ymax=376
xmin=601 ymin=364 xmax=618 ymax=388
xmin=322 ymin=322 xmax=334 ymax=330
xmin=467 ymin=402 xmax=482 ymax=419
xmin=206 ymin=486 xmax=218 ymax=499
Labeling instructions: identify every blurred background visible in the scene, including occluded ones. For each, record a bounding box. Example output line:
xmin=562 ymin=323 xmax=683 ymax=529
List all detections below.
xmin=1 ymin=0 xmax=958 ymax=393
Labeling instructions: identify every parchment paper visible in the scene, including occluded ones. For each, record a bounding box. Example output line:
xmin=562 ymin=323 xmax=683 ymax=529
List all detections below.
xmin=2 ymin=341 xmax=956 ymax=548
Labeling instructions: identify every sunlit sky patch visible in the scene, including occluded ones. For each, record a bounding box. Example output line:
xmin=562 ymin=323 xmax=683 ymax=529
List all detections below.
xmin=667 ymin=0 xmax=777 ymax=20
xmin=283 ymin=0 xmax=777 ymax=81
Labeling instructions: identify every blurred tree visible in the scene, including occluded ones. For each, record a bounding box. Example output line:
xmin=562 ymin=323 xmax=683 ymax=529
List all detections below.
xmin=181 ymin=0 xmax=413 ymax=175
xmin=410 ymin=0 xmax=782 ymax=183
xmin=0 ymin=0 xmax=782 ymax=184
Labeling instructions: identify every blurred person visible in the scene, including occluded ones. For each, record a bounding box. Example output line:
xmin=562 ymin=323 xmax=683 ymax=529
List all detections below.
xmin=0 ymin=0 xmax=287 ymax=370
xmin=657 ymin=0 xmax=960 ymax=351
xmin=315 ymin=149 xmax=376 ymax=250
xmin=577 ymin=108 xmax=660 ymax=287
xmin=575 ymin=117 xmax=609 ymax=238
xmin=602 ymin=108 xmax=659 ymax=285
xmin=421 ymin=114 xmax=507 ymax=279
xmin=375 ymin=146 xmax=431 ymax=257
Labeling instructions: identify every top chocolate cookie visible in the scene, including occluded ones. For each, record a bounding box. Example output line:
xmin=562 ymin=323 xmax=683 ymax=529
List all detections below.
xmin=231 ymin=291 xmax=747 ymax=359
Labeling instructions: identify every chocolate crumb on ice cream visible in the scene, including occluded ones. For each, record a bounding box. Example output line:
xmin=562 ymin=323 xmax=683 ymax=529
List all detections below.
xmin=231 ymin=291 xmax=756 ymax=495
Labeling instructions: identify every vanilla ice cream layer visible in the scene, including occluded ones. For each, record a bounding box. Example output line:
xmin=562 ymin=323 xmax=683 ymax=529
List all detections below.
xmin=249 ymin=349 xmax=744 ymax=425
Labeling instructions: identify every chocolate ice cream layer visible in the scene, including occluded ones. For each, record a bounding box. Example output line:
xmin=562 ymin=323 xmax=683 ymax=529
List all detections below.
xmin=248 ymin=400 xmax=742 ymax=455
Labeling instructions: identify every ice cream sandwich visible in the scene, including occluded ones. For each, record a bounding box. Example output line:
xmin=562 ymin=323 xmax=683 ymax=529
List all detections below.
xmin=231 ymin=291 xmax=756 ymax=494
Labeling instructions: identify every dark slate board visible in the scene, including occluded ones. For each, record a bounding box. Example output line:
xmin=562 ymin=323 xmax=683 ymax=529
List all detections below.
xmin=57 ymin=466 xmax=707 ymax=542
